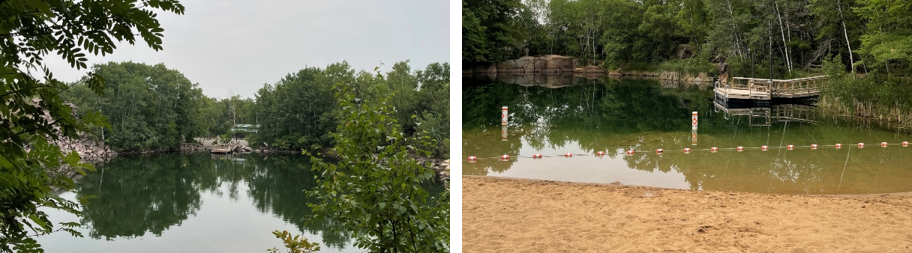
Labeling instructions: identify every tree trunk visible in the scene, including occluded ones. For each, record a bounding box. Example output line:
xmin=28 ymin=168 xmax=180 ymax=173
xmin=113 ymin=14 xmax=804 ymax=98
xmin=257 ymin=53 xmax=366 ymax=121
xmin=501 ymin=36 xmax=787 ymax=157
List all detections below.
xmin=775 ymin=1 xmax=792 ymax=73
xmin=837 ymin=0 xmax=856 ymax=74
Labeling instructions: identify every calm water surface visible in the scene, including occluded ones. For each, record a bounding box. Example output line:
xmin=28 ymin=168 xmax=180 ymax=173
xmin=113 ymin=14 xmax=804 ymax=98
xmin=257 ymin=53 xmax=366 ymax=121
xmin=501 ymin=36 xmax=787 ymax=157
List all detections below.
xmin=38 ymin=153 xmax=444 ymax=252
xmin=463 ymin=78 xmax=912 ymax=194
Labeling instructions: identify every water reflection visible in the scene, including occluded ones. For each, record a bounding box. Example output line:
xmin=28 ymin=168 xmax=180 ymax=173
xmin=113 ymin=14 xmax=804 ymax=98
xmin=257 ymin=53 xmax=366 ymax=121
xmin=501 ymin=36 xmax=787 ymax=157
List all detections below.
xmin=75 ymin=153 xmax=352 ymax=248
xmin=463 ymin=78 xmax=912 ymax=194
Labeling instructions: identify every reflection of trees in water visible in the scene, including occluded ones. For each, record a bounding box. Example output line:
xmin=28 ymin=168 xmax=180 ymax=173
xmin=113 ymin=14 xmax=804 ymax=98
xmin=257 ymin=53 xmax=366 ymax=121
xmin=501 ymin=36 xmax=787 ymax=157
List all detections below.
xmin=75 ymin=153 xmax=353 ymax=248
xmin=77 ymin=154 xmax=205 ymax=239
xmin=463 ymin=78 xmax=714 ymax=174
xmin=464 ymin=79 xmax=912 ymax=194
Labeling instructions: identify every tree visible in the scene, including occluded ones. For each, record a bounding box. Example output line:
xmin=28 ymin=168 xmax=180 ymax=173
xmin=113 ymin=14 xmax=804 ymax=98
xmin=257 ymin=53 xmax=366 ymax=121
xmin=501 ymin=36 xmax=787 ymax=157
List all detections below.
xmin=307 ymin=71 xmax=449 ymax=252
xmin=0 ymin=0 xmax=184 ymax=251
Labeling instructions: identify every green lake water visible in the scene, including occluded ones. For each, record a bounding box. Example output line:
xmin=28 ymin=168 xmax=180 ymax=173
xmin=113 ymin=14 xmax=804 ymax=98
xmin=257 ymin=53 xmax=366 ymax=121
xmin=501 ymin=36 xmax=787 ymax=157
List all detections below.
xmin=37 ymin=153 xmax=445 ymax=252
xmin=463 ymin=77 xmax=912 ymax=195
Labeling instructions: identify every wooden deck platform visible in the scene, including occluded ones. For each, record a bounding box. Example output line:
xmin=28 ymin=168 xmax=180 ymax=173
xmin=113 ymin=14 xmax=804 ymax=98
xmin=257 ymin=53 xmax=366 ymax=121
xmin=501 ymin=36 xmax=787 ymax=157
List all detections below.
xmin=715 ymin=76 xmax=825 ymax=101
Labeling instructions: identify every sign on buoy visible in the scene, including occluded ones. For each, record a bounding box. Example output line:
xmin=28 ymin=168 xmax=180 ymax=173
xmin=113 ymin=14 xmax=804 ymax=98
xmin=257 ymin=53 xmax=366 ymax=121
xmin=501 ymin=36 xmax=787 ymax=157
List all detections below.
xmin=532 ymin=154 xmax=543 ymax=159
xmin=501 ymin=106 xmax=508 ymax=126
xmin=711 ymin=147 xmax=718 ymax=153
xmin=501 ymin=125 xmax=508 ymax=141
xmin=692 ymin=111 xmax=698 ymax=130
xmin=811 ymin=144 xmax=818 ymax=150
xmin=564 ymin=153 xmax=573 ymax=158
xmin=683 ymin=148 xmax=691 ymax=154
xmin=761 ymin=145 xmax=768 ymax=151
xmin=881 ymin=142 xmax=888 ymax=147
xmin=787 ymin=145 xmax=794 ymax=150
xmin=835 ymin=143 xmax=842 ymax=149
xmin=467 ymin=156 xmax=477 ymax=163
xmin=691 ymin=130 xmax=698 ymax=146
xmin=858 ymin=143 xmax=865 ymax=148
xmin=500 ymin=154 xmax=510 ymax=161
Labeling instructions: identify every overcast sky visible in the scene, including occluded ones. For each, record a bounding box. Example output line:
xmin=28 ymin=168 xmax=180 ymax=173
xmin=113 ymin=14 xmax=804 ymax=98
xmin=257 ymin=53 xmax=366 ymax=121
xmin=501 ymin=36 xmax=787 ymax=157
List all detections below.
xmin=43 ymin=0 xmax=449 ymax=99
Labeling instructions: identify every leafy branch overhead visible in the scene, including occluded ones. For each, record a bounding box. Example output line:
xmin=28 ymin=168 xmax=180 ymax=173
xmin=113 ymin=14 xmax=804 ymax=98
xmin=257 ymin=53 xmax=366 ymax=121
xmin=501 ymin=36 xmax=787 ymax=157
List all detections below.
xmin=1 ymin=0 xmax=184 ymax=252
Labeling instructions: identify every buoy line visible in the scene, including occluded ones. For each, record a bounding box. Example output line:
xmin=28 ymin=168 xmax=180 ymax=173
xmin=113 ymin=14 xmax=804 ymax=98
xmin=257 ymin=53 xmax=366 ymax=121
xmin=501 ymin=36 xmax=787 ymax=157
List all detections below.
xmin=465 ymin=141 xmax=910 ymax=162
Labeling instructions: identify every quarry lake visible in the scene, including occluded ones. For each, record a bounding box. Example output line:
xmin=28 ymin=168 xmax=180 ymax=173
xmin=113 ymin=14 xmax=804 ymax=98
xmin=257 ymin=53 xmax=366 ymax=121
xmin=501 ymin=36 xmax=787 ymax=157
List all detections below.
xmin=462 ymin=77 xmax=912 ymax=195
xmin=36 ymin=153 xmax=444 ymax=253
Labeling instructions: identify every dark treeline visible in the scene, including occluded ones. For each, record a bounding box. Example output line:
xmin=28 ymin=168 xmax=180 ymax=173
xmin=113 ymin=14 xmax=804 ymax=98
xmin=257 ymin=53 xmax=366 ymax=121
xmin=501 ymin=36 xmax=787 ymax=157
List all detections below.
xmin=64 ymin=61 xmax=450 ymax=157
xmin=463 ymin=0 xmax=912 ymax=78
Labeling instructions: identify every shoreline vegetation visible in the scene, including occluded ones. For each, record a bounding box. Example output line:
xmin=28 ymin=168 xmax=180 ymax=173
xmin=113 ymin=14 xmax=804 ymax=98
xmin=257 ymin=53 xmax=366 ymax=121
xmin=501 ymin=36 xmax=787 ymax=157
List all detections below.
xmin=463 ymin=0 xmax=912 ymax=127
xmin=463 ymin=176 xmax=912 ymax=252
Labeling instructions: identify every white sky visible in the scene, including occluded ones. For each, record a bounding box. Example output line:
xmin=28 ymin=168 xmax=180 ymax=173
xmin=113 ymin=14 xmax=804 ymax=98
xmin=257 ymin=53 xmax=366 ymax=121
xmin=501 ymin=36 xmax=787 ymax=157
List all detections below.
xmin=42 ymin=0 xmax=450 ymax=99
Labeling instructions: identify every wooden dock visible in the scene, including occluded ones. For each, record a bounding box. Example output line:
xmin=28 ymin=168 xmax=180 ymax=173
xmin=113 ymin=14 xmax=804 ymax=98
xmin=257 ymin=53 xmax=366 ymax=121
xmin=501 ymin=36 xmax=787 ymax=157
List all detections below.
xmin=715 ymin=76 xmax=825 ymax=102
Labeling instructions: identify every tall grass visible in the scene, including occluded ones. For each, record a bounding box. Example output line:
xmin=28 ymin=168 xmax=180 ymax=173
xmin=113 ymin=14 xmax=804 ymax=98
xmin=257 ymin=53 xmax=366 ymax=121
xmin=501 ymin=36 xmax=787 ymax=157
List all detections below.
xmin=818 ymin=56 xmax=912 ymax=127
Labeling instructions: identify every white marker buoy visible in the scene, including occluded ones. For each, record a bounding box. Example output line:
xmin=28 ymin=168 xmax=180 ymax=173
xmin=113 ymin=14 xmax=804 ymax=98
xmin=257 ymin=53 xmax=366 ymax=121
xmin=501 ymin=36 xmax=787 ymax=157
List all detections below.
xmin=692 ymin=111 xmax=698 ymax=130
xmin=858 ymin=143 xmax=865 ymax=148
xmin=683 ymin=148 xmax=691 ymax=154
xmin=711 ymin=147 xmax=718 ymax=153
xmin=835 ymin=143 xmax=843 ymax=149
xmin=761 ymin=145 xmax=769 ymax=151
xmin=736 ymin=146 xmax=744 ymax=152
xmin=787 ymin=145 xmax=794 ymax=150
xmin=501 ymin=106 xmax=508 ymax=126
xmin=811 ymin=144 xmax=818 ymax=150
xmin=501 ymin=125 xmax=508 ymax=141
xmin=881 ymin=142 xmax=888 ymax=148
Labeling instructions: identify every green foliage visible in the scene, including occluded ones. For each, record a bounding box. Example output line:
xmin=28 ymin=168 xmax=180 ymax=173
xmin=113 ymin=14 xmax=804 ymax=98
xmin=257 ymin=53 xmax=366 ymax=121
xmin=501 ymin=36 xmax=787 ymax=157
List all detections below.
xmin=63 ymin=62 xmax=204 ymax=152
xmin=307 ymin=71 xmax=449 ymax=252
xmin=255 ymin=61 xmax=449 ymax=157
xmin=267 ymin=230 xmax=320 ymax=253
xmin=1 ymin=0 xmax=183 ymax=251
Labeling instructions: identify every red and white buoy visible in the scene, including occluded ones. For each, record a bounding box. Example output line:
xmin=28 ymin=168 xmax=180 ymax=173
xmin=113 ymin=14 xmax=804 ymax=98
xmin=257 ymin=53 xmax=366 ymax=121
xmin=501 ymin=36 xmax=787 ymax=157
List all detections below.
xmin=467 ymin=156 xmax=477 ymax=163
xmin=564 ymin=153 xmax=573 ymax=158
xmin=904 ymin=141 xmax=909 ymax=147
xmin=811 ymin=144 xmax=818 ymax=150
xmin=500 ymin=154 xmax=510 ymax=161
xmin=596 ymin=151 xmax=606 ymax=157
xmin=761 ymin=145 xmax=769 ymax=151
xmin=835 ymin=143 xmax=842 ymax=149
xmin=786 ymin=145 xmax=794 ymax=150
xmin=881 ymin=142 xmax=888 ymax=148
xmin=532 ymin=154 xmax=543 ymax=159
xmin=736 ymin=146 xmax=744 ymax=152
xmin=683 ymin=148 xmax=691 ymax=154
xmin=711 ymin=147 xmax=718 ymax=153
xmin=626 ymin=150 xmax=635 ymax=156
xmin=858 ymin=143 xmax=865 ymax=148
xmin=656 ymin=149 xmax=664 ymax=154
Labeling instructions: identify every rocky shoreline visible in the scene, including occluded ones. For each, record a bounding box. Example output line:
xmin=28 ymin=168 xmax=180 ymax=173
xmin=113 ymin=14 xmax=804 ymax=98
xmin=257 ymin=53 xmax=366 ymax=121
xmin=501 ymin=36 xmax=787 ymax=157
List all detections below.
xmin=464 ymin=54 xmax=725 ymax=86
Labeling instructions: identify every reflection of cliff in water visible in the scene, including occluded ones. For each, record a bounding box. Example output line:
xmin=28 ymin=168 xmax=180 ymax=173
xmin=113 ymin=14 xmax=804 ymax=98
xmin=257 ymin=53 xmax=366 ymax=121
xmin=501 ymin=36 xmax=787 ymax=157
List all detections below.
xmin=464 ymin=72 xmax=606 ymax=89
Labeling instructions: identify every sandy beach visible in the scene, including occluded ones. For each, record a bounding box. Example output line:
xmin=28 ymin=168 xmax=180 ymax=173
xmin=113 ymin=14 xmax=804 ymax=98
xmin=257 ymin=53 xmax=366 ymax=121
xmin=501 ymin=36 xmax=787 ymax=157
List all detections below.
xmin=463 ymin=176 xmax=912 ymax=252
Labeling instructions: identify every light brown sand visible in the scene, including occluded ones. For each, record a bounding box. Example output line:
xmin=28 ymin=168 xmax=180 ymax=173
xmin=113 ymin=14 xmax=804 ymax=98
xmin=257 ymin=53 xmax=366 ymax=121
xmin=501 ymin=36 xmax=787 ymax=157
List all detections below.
xmin=463 ymin=176 xmax=912 ymax=252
